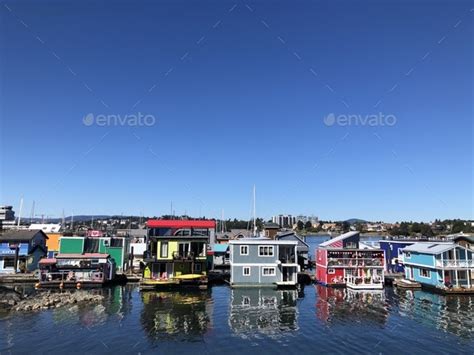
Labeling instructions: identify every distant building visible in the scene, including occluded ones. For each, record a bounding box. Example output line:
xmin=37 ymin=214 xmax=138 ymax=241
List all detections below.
xmin=0 ymin=206 xmax=15 ymax=221
xmin=0 ymin=205 xmax=17 ymax=230
xmin=272 ymin=215 xmax=296 ymax=228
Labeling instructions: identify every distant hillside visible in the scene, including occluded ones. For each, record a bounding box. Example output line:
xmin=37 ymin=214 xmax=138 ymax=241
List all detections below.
xmin=345 ymin=218 xmax=368 ymax=225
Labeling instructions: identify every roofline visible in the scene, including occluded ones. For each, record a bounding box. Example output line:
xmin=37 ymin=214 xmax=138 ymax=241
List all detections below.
xmin=229 ymin=240 xmax=298 ymax=245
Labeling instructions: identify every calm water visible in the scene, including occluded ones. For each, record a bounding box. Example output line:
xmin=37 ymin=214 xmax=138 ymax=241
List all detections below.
xmin=0 ymin=284 xmax=473 ymax=354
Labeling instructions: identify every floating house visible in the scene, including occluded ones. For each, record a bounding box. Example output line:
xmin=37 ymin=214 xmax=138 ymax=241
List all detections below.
xmin=141 ymin=219 xmax=216 ymax=289
xmin=400 ymin=242 xmax=474 ymax=293
xmin=0 ymin=230 xmax=48 ymax=273
xmin=315 ymin=231 xmax=385 ymax=289
xmin=59 ymin=234 xmax=130 ymax=272
xmin=229 ymin=238 xmax=300 ymax=287
xmin=38 ymin=253 xmax=116 ymax=288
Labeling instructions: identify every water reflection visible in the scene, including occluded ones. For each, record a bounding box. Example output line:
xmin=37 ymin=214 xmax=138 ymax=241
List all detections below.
xmin=394 ymin=288 xmax=474 ymax=338
xmin=50 ymin=286 xmax=134 ymax=327
xmin=140 ymin=290 xmax=211 ymax=341
xmin=315 ymin=285 xmax=388 ymax=325
xmin=229 ymin=288 xmax=299 ymax=337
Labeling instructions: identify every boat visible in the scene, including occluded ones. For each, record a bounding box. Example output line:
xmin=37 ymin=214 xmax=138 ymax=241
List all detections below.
xmin=37 ymin=253 xmax=116 ymax=288
xmin=394 ymin=278 xmax=422 ymax=289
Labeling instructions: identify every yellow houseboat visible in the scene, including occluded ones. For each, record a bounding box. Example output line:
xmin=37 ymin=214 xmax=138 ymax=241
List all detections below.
xmin=140 ymin=219 xmax=215 ymax=290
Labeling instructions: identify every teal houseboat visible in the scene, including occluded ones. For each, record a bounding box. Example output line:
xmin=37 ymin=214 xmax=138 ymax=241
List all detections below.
xmin=59 ymin=235 xmax=130 ymax=272
xmin=400 ymin=242 xmax=474 ymax=294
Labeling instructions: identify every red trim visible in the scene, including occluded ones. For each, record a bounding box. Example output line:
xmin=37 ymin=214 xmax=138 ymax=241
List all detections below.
xmin=146 ymin=219 xmax=216 ymax=229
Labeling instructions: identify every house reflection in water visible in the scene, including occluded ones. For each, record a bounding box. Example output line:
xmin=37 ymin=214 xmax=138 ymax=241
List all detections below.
xmin=229 ymin=288 xmax=299 ymax=336
xmin=395 ymin=288 xmax=474 ymax=338
xmin=315 ymin=285 xmax=388 ymax=325
xmin=140 ymin=290 xmax=211 ymax=340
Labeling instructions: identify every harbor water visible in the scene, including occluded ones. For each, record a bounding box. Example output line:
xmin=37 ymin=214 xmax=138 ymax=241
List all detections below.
xmin=0 ymin=284 xmax=473 ymax=354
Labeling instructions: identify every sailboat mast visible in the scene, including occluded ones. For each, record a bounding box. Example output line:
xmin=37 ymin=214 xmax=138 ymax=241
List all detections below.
xmin=253 ymin=185 xmax=257 ymax=236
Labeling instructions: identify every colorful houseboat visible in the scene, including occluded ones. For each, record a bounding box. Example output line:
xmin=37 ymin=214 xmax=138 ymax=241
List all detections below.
xmin=140 ymin=219 xmax=215 ymax=290
xmin=229 ymin=238 xmax=300 ymax=288
xmin=38 ymin=253 xmax=116 ymax=288
xmin=59 ymin=234 xmax=130 ymax=272
xmin=0 ymin=230 xmax=48 ymax=274
xmin=315 ymin=231 xmax=385 ymax=289
xmin=400 ymin=242 xmax=474 ymax=294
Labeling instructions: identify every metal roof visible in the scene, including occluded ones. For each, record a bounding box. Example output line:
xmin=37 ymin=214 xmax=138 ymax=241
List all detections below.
xmin=146 ymin=220 xmax=216 ymax=229
xmin=319 ymin=231 xmax=359 ymax=247
xmin=402 ymin=242 xmax=456 ymax=255
xmin=229 ymin=238 xmax=297 ymax=245
xmin=213 ymin=244 xmax=229 ymax=253
xmin=0 ymin=230 xmax=49 ymax=241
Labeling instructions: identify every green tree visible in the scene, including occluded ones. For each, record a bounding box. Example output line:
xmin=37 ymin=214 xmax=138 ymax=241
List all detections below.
xmin=297 ymin=220 xmax=305 ymax=230
xmin=304 ymin=221 xmax=312 ymax=230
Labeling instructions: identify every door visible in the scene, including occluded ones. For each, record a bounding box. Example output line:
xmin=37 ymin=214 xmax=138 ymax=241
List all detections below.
xmin=283 ymin=267 xmax=289 ymax=282
xmin=407 ymin=267 xmax=413 ymax=280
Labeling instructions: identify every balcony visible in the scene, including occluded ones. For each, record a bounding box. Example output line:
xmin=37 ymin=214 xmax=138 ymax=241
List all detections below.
xmin=436 ymin=260 xmax=474 ymax=268
xmin=327 ymin=258 xmax=383 ymax=268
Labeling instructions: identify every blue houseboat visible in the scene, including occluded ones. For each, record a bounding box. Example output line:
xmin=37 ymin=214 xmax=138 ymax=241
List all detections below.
xmin=379 ymin=239 xmax=417 ymax=274
xmin=400 ymin=242 xmax=474 ymax=294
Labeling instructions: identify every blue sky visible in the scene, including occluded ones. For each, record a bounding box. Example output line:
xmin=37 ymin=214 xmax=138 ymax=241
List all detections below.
xmin=1 ymin=0 xmax=472 ymax=222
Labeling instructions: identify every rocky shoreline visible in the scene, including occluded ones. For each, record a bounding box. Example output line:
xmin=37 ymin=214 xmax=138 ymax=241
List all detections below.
xmin=0 ymin=287 xmax=104 ymax=312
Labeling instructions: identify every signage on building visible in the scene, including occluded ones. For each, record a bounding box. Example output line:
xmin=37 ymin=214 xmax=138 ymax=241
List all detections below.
xmin=0 ymin=243 xmax=28 ymax=256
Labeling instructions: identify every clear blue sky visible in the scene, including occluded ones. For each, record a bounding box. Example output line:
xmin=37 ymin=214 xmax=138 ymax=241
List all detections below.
xmin=1 ymin=0 xmax=472 ymax=222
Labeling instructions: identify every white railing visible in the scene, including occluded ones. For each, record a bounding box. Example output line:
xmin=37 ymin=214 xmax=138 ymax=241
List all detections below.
xmin=436 ymin=260 xmax=474 ymax=268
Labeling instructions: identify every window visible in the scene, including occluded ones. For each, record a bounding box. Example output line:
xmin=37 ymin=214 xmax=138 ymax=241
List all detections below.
xmin=420 ymin=268 xmax=431 ymax=278
xmin=258 ymin=246 xmax=274 ymax=257
xmin=242 ymin=296 xmax=250 ymax=305
xmin=243 ymin=266 xmax=251 ymax=276
xmin=240 ymin=245 xmax=249 ymax=255
xmin=328 ymin=268 xmax=335 ymax=274
xmin=262 ymin=267 xmax=276 ymax=276
xmin=178 ymin=243 xmax=190 ymax=257
xmin=346 ymin=242 xmax=357 ymax=249
xmin=160 ymin=242 xmax=168 ymax=258
xmin=3 ymin=258 xmax=15 ymax=268
xmin=195 ymin=263 xmax=202 ymax=272
xmin=405 ymin=251 xmax=411 ymax=258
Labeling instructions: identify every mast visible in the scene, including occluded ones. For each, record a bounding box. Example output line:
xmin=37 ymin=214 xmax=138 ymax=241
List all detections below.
xmin=71 ymin=211 xmax=74 ymax=231
xmin=17 ymin=197 xmax=24 ymax=227
xmin=253 ymin=185 xmax=257 ymax=236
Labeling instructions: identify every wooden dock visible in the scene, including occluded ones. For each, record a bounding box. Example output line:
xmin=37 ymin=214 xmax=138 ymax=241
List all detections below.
xmin=0 ymin=273 xmax=38 ymax=284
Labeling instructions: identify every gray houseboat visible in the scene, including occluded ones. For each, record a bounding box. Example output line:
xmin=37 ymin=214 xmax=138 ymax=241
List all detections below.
xmin=229 ymin=238 xmax=300 ymax=287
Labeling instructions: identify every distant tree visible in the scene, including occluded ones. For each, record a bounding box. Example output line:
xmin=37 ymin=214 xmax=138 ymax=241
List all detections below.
xmin=342 ymin=221 xmax=350 ymax=233
xmin=304 ymin=221 xmax=312 ymax=230
xmin=297 ymin=221 xmax=305 ymax=230
xmin=398 ymin=222 xmax=410 ymax=236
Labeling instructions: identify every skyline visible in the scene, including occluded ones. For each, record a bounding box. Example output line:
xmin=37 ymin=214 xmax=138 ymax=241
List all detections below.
xmin=1 ymin=1 xmax=473 ymax=222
